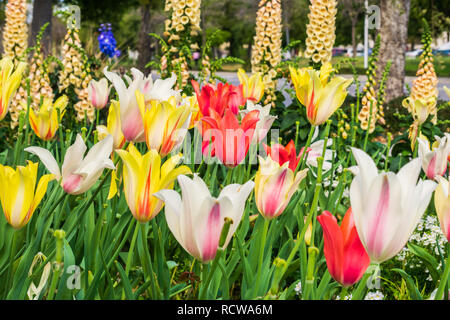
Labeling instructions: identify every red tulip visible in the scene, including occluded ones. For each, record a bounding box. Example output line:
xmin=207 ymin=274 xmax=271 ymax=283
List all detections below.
xmin=264 ymin=140 xmax=307 ymax=172
xmin=317 ymin=208 xmax=370 ymax=287
xmin=202 ymin=109 xmax=259 ymax=167
xmin=192 ymin=80 xmax=245 ymax=117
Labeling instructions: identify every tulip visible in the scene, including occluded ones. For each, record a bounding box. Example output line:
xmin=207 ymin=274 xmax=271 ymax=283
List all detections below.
xmin=192 ymin=80 xmax=244 ymax=117
xmin=0 ymin=161 xmax=53 ymax=229
xmin=418 ymin=134 xmax=450 ymax=180
xmin=25 ymin=134 xmax=115 ymax=195
xmin=29 ymin=96 xmax=68 ymax=141
xmin=116 ymin=144 xmax=191 ymax=223
xmin=349 ymin=147 xmax=436 ymax=263
xmin=264 ymin=140 xmax=301 ymax=172
xmin=154 ymin=174 xmax=254 ymax=262
xmin=245 ymin=101 xmax=276 ymax=143
xmin=104 ymin=68 xmax=180 ymax=142
xmin=264 ymin=139 xmax=333 ymax=172
xmin=228 ymin=84 xmax=246 ymax=115
xmin=137 ymin=91 xmax=191 ymax=157
xmin=317 ymin=208 xmax=370 ymax=287
xmin=402 ymin=97 xmax=430 ymax=125
xmin=202 ymin=109 xmax=260 ymax=167
xmin=103 ymin=67 xmax=148 ymax=142
xmin=237 ymin=69 xmax=264 ymax=103
xmin=289 ymin=64 xmax=352 ymax=126
xmin=254 ymin=156 xmax=308 ymax=219
xmin=0 ymin=57 xmax=27 ymax=120
xmin=435 ymin=176 xmax=450 ymax=242
xmin=88 ymin=78 xmax=110 ymax=109
xmin=96 ymin=100 xmax=125 ymax=150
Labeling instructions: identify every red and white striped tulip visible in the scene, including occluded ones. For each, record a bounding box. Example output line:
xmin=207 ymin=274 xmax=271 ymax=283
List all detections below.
xmin=25 ymin=134 xmax=115 ymax=195
xmin=88 ymin=78 xmax=110 ymax=109
xmin=255 ymin=156 xmax=308 ymax=219
xmin=418 ymin=134 xmax=450 ymax=180
xmin=435 ymin=176 xmax=450 ymax=242
xmin=349 ymin=147 xmax=436 ymax=263
xmin=154 ymin=175 xmax=254 ymax=262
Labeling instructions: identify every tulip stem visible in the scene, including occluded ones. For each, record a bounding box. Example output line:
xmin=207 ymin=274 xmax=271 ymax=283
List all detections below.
xmin=4 ymin=230 xmax=20 ymax=299
xmin=297 ymin=125 xmax=315 ymax=173
xmin=435 ymin=244 xmax=450 ymax=300
xmin=340 ymin=286 xmax=348 ymax=300
xmin=253 ymin=218 xmax=270 ymax=298
xmin=139 ymin=223 xmax=159 ymax=299
xmin=122 ymin=220 xmax=139 ymax=299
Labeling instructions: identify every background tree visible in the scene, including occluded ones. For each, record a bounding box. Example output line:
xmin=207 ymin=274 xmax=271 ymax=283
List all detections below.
xmin=30 ymin=0 xmax=53 ymax=54
xmin=341 ymin=0 xmax=364 ymax=58
xmin=378 ymin=0 xmax=411 ymax=103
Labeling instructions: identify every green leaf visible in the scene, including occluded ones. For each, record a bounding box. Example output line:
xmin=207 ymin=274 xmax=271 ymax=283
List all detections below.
xmin=392 ymin=268 xmax=423 ymax=300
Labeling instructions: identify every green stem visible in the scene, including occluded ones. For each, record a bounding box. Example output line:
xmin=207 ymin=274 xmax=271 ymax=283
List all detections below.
xmin=436 ymin=244 xmax=450 ymax=300
xmin=4 ymin=230 xmax=20 ymax=299
xmin=139 ymin=223 xmax=159 ymax=299
xmin=253 ymin=218 xmax=270 ymax=298
xmin=363 ymin=100 xmax=374 ymax=152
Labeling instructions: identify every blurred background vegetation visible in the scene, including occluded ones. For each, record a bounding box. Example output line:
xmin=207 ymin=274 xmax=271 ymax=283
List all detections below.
xmin=0 ymin=0 xmax=448 ymax=74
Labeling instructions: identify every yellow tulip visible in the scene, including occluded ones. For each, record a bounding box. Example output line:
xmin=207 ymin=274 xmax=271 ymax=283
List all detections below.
xmin=435 ymin=176 xmax=450 ymax=242
xmin=29 ymin=95 xmax=68 ymax=141
xmin=96 ymin=100 xmax=125 ymax=150
xmin=290 ymin=63 xmax=352 ymax=126
xmin=137 ymin=91 xmax=191 ymax=157
xmin=0 ymin=57 xmax=27 ymax=120
xmin=402 ymin=97 xmax=430 ymax=125
xmin=237 ymin=68 xmax=264 ymax=103
xmin=0 ymin=161 xmax=53 ymax=229
xmin=116 ymin=144 xmax=191 ymax=223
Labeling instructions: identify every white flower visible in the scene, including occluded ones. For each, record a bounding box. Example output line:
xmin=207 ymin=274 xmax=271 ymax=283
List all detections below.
xmin=25 ymin=134 xmax=115 ymax=195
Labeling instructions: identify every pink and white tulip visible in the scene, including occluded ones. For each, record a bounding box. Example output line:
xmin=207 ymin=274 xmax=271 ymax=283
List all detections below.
xmin=435 ymin=176 xmax=450 ymax=242
xmin=349 ymin=147 xmax=436 ymax=263
xmin=154 ymin=175 xmax=254 ymax=263
xmin=255 ymin=156 xmax=308 ymax=219
xmin=244 ymin=101 xmax=276 ymax=143
xmin=25 ymin=134 xmax=115 ymax=195
xmin=418 ymin=134 xmax=450 ymax=180
xmin=88 ymin=78 xmax=110 ymax=109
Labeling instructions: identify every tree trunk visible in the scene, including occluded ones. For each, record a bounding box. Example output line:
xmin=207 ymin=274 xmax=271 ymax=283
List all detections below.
xmin=378 ymin=0 xmax=411 ymax=103
xmin=137 ymin=4 xmax=152 ymax=73
xmin=30 ymin=0 xmax=52 ymax=55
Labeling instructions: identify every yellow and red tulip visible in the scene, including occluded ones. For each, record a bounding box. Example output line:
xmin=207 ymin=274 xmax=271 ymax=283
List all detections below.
xmin=155 ymin=174 xmax=254 ymax=262
xmin=201 ymin=109 xmax=260 ymax=167
xmin=237 ymin=68 xmax=264 ymax=103
xmin=435 ymin=176 xmax=450 ymax=242
xmin=115 ymin=144 xmax=191 ymax=223
xmin=289 ymin=63 xmax=352 ymax=126
xmin=96 ymin=100 xmax=126 ymax=151
xmin=317 ymin=208 xmax=370 ymax=287
xmin=0 ymin=161 xmax=53 ymax=229
xmin=137 ymin=91 xmax=191 ymax=157
xmin=0 ymin=57 xmax=27 ymax=120
xmin=254 ymin=156 xmax=308 ymax=219
xmin=29 ymin=95 xmax=68 ymax=141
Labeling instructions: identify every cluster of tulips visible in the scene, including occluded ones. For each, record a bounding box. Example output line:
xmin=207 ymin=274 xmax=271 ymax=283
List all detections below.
xmin=0 ymin=54 xmax=450 ymax=300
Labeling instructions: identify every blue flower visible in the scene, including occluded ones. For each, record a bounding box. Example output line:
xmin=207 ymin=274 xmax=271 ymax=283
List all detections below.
xmin=98 ymin=23 xmax=120 ymax=58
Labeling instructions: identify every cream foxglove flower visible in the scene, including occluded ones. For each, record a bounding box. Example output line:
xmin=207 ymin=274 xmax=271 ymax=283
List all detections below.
xmin=25 ymin=134 xmax=115 ymax=195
